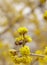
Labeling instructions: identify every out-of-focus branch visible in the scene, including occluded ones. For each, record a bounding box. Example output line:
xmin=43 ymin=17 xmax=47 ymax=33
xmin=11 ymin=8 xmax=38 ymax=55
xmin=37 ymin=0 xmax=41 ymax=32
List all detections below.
xmin=31 ymin=53 xmax=44 ymax=57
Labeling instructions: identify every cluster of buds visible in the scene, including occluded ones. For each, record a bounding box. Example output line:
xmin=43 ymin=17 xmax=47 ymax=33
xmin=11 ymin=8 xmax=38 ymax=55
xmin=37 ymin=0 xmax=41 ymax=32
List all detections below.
xmin=14 ymin=27 xmax=32 ymax=45
xmin=1 ymin=27 xmax=47 ymax=65
xmin=43 ymin=10 xmax=47 ymax=21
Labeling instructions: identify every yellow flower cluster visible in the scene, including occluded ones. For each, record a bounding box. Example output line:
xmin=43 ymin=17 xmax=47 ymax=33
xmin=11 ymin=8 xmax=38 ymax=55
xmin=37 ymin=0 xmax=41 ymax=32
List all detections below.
xmin=44 ymin=47 xmax=47 ymax=54
xmin=35 ymin=50 xmax=42 ymax=55
xmin=43 ymin=55 xmax=47 ymax=63
xmin=19 ymin=46 xmax=30 ymax=56
xmin=14 ymin=27 xmax=32 ymax=45
xmin=43 ymin=10 xmax=47 ymax=20
xmin=9 ymin=46 xmax=32 ymax=64
xmin=35 ymin=50 xmax=43 ymax=60
xmin=1 ymin=41 xmax=47 ymax=65
xmin=15 ymin=35 xmax=32 ymax=45
xmin=13 ymin=55 xmax=32 ymax=64
xmin=43 ymin=47 xmax=47 ymax=63
xmin=35 ymin=50 xmax=44 ymax=65
xmin=24 ymin=35 xmax=32 ymax=42
xmin=9 ymin=49 xmax=17 ymax=56
xmin=21 ymin=56 xmax=32 ymax=64
xmin=15 ymin=36 xmax=24 ymax=45
xmin=13 ymin=27 xmax=32 ymax=65
xmin=39 ymin=0 xmax=46 ymax=4
xmin=14 ymin=56 xmax=22 ymax=64
xmin=17 ymin=27 xmax=28 ymax=34
xmin=34 ymin=47 xmax=47 ymax=65
xmin=15 ymin=36 xmax=24 ymax=42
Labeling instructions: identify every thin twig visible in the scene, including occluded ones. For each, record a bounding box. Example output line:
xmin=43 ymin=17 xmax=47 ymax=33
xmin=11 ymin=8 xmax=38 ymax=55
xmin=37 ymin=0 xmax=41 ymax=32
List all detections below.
xmin=31 ymin=53 xmax=44 ymax=57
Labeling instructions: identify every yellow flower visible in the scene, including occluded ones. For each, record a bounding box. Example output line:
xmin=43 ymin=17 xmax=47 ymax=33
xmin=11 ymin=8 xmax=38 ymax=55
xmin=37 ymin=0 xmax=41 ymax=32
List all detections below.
xmin=19 ymin=46 xmax=30 ymax=56
xmin=43 ymin=55 xmax=47 ymax=63
xmin=39 ymin=0 xmax=46 ymax=4
xmin=9 ymin=49 xmax=17 ymax=56
xmin=43 ymin=10 xmax=47 ymax=20
xmin=21 ymin=56 xmax=32 ymax=64
xmin=17 ymin=27 xmax=28 ymax=34
xmin=24 ymin=35 xmax=32 ymax=42
xmin=35 ymin=50 xmax=42 ymax=55
xmin=15 ymin=36 xmax=24 ymax=42
xmin=15 ymin=36 xmax=24 ymax=45
xmin=35 ymin=50 xmax=42 ymax=59
xmin=38 ymin=56 xmax=45 ymax=65
xmin=35 ymin=50 xmax=45 ymax=65
xmin=35 ymin=50 xmax=44 ymax=65
xmin=14 ymin=56 xmax=22 ymax=64
xmin=44 ymin=47 xmax=47 ymax=54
